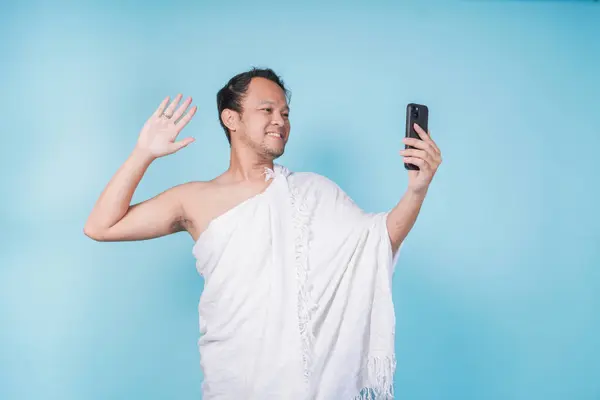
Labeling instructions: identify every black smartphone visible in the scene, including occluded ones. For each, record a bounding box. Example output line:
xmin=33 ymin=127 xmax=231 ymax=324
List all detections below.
xmin=404 ymin=103 xmax=429 ymax=171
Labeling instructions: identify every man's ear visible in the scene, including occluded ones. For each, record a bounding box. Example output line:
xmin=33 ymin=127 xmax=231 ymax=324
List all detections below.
xmin=221 ymin=109 xmax=239 ymax=132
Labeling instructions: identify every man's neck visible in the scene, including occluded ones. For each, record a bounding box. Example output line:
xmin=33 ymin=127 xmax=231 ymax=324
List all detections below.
xmin=227 ymin=146 xmax=274 ymax=182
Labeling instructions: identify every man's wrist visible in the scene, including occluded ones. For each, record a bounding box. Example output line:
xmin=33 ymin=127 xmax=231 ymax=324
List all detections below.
xmin=405 ymin=186 xmax=428 ymax=202
xmin=131 ymin=146 xmax=156 ymax=165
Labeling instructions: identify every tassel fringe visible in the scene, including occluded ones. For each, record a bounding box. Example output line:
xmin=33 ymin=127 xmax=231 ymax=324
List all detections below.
xmin=354 ymin=356 xmax=397 ymax=400
xmin=290 ymin=185 xmax=318 ymax=382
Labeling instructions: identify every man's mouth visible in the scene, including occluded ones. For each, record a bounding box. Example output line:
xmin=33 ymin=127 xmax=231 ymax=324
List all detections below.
xmin=266 ymin=132 xmax=284 ymax=139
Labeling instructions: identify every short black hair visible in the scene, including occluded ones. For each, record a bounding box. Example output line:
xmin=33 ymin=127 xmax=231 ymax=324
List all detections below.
xmin=216 ymin=67 xmax=290 ymax=144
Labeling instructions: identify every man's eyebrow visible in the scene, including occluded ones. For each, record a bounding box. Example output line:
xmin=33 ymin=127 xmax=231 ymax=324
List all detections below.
xmin=258 ymin=100 xmax=290 ymax=111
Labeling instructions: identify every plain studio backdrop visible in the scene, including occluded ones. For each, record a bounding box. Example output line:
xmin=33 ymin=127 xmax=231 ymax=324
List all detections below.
xmin=1 ymin=1 xmax=598 ymax=399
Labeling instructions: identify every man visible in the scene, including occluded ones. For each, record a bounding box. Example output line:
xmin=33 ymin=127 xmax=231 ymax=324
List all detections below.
xmin=84 ymin=68 xmax=442 ymax=399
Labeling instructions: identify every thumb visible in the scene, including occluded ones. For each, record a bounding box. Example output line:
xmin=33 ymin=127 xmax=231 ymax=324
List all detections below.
xmin=170 ymin=137 xmax=195 ymax=152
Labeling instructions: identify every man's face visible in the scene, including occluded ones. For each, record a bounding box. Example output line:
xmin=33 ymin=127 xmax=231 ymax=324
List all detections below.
xmin=236 ymin=77 xmax=290 ymax=159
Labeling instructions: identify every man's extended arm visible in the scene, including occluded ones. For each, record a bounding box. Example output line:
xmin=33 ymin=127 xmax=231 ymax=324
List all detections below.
xmin=84 ymin=94 xmax=197 ymax=242
xmin=386 ymin=189 xmax=427 ymax=253
xmin=387 ymin=123 xmax=442 ymax=252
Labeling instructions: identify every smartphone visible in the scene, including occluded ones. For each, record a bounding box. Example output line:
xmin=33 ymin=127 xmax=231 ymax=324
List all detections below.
xmin=404 ymin=103 xmax=429 ymax=171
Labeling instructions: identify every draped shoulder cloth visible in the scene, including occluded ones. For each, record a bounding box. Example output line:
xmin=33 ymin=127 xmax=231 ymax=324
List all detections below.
xmin=192 ymin=164 xmax=401 ymax=399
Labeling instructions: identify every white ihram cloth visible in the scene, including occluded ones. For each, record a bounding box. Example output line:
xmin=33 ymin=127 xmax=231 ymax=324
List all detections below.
xmin=192 ymin=164 xmax=401 ymax=399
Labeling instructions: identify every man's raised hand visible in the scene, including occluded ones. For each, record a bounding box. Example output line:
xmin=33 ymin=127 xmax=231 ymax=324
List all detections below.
xmin=135 ymin=94 xmax=197 ymax=159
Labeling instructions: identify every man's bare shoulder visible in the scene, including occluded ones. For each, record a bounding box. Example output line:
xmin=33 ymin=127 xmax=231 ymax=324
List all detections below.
xmin=174 ymin=174 xmax=237 ymax=197
xmin=171 ymin=179 xmax=224 ymax=210
xmin=171 ymin=179 xmax=212 ymax=195
xmin=172 ymin=176 xmax=250 ymax=240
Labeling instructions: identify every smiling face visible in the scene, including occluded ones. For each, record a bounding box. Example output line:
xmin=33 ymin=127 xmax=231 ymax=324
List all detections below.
xmin=231 ymin=77 xmax=291 ymax=159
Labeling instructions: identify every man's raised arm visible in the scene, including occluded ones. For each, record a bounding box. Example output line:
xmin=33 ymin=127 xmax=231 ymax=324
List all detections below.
xmin=84 ymin=94 xmax=197 ymax=242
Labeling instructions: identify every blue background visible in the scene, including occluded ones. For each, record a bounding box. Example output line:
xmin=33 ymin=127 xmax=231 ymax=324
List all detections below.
xmin=1 ymin=1 xmax=599 ymax=399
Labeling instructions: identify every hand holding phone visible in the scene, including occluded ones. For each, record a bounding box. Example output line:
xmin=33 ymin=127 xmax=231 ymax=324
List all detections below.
xmin=404 ymin=103 xmax=429 ymax=171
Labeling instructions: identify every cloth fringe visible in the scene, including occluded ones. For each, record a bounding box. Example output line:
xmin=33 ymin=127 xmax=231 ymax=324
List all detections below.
xmin=354 ymin=356 xmax=397 ymax=400
xmin=290 ymin=185 xmax=318 ymax=382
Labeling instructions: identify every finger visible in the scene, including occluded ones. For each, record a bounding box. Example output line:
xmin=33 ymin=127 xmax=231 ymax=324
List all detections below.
xmin=400 ymin=148 xmax=436 ymax=167
xmin=426 ymin=133 xmax=442 ymax=156
xmin=403 ymin=137 xmax=435 ymax=154
xmin=413 ymin=123 xmax=441 ymax=155
xmin=163 ymin=93 xmax=183 ymax=117
xmin=172 ymin=96 xmax=192 ymax=122
xmin=413 ymin=124 xmax=436 ymax=147
xmin=175 ymin=105 xmax=197 ymax=130
xmin=170 ymin=137 xmax=195 ymax=152
xmin=400 ymin=148 xmax=427 ymax=160
xmin=153 ymin=96 xmax=170 ymax=118
xmin=404 ymin=156 xmax=430 ymax=171
xmin=404 ymin=139 xmax=440 ymax=163
xmin=430 ymin=141 xmax=441 ymax=156
xmin=413 ymin=123 xmax=429 ymax=139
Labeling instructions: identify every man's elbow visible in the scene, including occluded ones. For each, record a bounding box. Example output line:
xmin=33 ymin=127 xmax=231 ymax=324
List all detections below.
xmin=83 ymin=224 xmax=107 ymax=241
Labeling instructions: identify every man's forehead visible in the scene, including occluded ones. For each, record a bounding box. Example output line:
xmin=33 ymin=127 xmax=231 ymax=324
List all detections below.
xmin=245 ymin=94 xmax=289 ymax=109
xmin=247 ymin=78 xmax=287 ymax=101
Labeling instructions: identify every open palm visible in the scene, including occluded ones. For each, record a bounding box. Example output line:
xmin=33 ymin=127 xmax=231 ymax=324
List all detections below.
xmin=136 ymin=94 xmax=197 ymax=158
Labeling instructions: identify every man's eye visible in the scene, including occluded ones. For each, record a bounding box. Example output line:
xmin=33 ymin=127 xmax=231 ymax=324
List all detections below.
xmin=263 ymin=108 xmax=272 ymax=112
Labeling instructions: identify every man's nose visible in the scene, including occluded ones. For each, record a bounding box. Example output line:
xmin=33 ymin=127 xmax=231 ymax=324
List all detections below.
xmin=271 ymin=113 xmax=285 ymax=126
